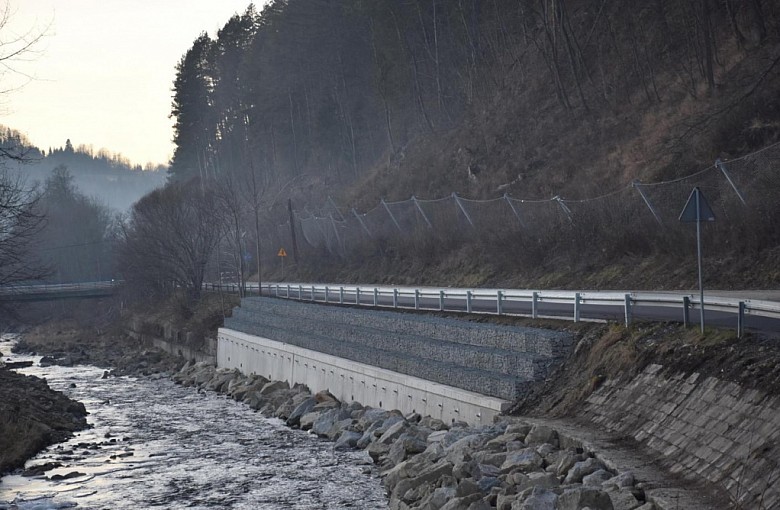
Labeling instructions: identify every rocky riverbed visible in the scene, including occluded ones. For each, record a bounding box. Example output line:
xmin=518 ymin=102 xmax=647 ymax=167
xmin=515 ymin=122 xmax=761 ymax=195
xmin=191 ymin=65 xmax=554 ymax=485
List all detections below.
xmin=174 ymin=361 xmax=656 ymax=510
xmin=0 ymin=335 xmax=88 ymax=476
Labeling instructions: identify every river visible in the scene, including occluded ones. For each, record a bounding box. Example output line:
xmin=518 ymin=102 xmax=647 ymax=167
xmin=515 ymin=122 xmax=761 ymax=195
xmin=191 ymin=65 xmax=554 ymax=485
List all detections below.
xmin=0 ymin=336 xmax=388 ymax=509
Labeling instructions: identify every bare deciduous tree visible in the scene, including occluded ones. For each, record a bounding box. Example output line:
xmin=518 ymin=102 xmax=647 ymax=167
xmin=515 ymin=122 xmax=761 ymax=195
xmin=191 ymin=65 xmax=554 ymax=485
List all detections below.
xmin=117 ymin=180 xmax=221 ymax=300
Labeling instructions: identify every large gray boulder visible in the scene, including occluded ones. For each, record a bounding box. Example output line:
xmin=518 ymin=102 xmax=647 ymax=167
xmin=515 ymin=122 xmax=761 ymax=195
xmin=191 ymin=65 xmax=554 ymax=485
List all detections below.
xmin=556 ymin=486 xmax=614 ymax=510
xmin=439 ymin=494 xmax=483 ymax=510
xmin=501 ymin=449 xmax=544 ymax=473
xmin=286 ymin=396 xmax=317 ymax=427
xmin=334 ymin=430 xmax=362 ymax=450
xmin=259 ymin=380 xmax=289 ymax=395
xmin=387 ymin=434 xmax=428 ymax=466
xmin=514 ymin=487 xmax=557 ymax=510
xmin=378 ymin=420 xmax=410 ymax=445
xmin=583 ymin=469 xmax=614 ymax=486
xmin=524 ymin=425 xmax=559 ymax=448
xmin=564 ymin=457 xmax=607 ymax=484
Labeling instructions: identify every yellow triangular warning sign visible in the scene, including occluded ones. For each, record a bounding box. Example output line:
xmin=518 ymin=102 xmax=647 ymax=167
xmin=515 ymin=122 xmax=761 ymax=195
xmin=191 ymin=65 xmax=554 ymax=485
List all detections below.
xmin=277 ymin=248 xmax=287 ymax=257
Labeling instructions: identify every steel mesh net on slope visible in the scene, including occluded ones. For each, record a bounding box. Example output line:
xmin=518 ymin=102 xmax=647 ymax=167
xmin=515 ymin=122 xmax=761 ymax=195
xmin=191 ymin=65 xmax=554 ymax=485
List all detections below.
xmin=414 ymin=196 xmax=471 ymax=240
xmin=360 ymin=205 xmax=404 ymax=242
xmin=383 ymin=198 xmax=430 ymax=235
xmin=561 ymin=186 xmax=660 ymax=258
xmin=299 ymin=214 xmax=347 ymax=256
xmin=457 ymin=196 xmax=526 ymax=237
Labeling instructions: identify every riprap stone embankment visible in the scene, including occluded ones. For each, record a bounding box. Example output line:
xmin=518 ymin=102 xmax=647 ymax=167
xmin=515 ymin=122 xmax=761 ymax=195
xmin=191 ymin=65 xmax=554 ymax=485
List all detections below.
xmin=174 ymin=361 xmax=660 ymax=510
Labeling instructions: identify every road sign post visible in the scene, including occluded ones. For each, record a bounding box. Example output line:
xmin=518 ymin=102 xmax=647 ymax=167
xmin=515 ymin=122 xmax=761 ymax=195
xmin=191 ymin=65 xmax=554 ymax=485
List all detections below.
xmin=679 ymin=187 xmax=715 ymax=334
xmin=277 ymin=248 xmax=287 ymax=278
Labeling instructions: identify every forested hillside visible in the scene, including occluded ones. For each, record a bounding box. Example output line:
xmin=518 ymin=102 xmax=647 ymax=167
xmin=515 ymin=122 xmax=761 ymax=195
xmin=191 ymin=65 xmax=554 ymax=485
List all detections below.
xmin=1 ymin=128 xmax=165 ymax=212
xmin=161 ymin=0 xmax=780 ymax=289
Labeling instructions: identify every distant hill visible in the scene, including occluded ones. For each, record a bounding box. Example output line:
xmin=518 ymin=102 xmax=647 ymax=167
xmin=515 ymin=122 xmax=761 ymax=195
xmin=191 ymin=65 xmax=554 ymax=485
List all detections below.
xmin=0 ymin=127 xmax=166 ymax=212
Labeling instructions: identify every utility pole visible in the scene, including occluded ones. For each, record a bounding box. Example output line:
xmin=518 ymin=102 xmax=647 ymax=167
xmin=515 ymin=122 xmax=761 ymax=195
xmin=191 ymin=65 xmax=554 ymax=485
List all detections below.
xmin=288 ymin=198 xmax=299 ymax=265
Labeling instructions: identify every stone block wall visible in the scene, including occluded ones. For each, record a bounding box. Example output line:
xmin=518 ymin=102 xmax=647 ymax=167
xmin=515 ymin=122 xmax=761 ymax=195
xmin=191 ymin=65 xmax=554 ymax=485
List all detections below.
xmin=580 ymin=364 xmax=780 ymax=509
xmin=223 ymin=297 xmax=572 ymax=401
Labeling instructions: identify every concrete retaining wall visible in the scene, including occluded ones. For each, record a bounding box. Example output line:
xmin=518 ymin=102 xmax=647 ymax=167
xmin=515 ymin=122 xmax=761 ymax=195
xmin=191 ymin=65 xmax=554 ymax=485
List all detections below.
xmin=218 ymin=328 xmax=509 ymax=426
xmin=580 ymin=364 xmax=780 ymax=509
xmin=126 ymin=317 xmax=216 ymax=365
xmin=224 ymin=297 xmax=572 ymax=400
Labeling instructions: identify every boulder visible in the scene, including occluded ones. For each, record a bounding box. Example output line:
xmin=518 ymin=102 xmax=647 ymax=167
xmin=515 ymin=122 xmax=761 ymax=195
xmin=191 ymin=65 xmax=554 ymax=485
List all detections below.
xmin=286 ymin=396 xmax=318 ymax=427
xmin=358 ymin=407 xmax=392 ymax=430
xmin=439 ymin=494 xmax=483 ymax=510
xmin=273 ymin=399 xmax=297 ymax=420
xmin=299 ymin=411 xmax=320 ymax=431
xmin=556 ymin=487 xmax=614 ymax=510
xmin=259 ymin=380 xmax=289 ymax=395
xmin=602 ymin=472 xmax=635 ymax=490
xmin=485 ymin=433 xmax=526 ymax=451
xmin=325 ymin=418 xmax=354 ymax=440
xmin=504 ymin=423 xmax=531 ymax=438
xmin=367 ymin=441 xmax=391 ymax=463
xmin=387 ymin=434 xmax=428 ymax=466
xmin=583 ymin=469 xmax=614 ymax=486
xmin=420 ymin=416 xmax=449 ymax=431
xmin=473 ymin=463 xmax=502 ymax=480
xmin=554 ymin=451 xmax=584 ymax=477
xmin=378 ymin=420 xmax=410 ymax=445
xmin=564 ymin=457 xmax=607 ymax=484
xmin=334 ymin=430 xmax=362 ymax=450
xmin=607 ymin=490 xmax=643 ymax=510
xmin=511 ymin=472 xmax=559 ymax=491
xmin=455 ymin=478 xmax=481 ymax=498
xmin=477 ymin=476 xmax=502 ymax=493
xmin=514 ymin=487 xmax=557 ymax=510
xmin=524 ymin=425 xmax=559 ymax=448
xmin=383 ymin=453 xmax=438 ymax=490
xmin=501 ymin=449 xmax=544 ymax=473
xmin=391 ymin=460 xmax=455 ymax=501
xmin=357 ymin=420 xmax=385 ymax=448
xmin=422 ymin=487 xmax=457 ymax=510
xmin=311 ymin=408 xmax=350 ymax=437
xmin=315 ymin=389 xmax=340 ymax=403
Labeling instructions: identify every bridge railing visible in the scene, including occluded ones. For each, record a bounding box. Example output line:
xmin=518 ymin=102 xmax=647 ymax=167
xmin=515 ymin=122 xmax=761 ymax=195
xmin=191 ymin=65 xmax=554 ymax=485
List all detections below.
xmin=0 ymin=280 xmax=121 ymax=296
xmin=209 ymin=282 xmax=780 ymax=338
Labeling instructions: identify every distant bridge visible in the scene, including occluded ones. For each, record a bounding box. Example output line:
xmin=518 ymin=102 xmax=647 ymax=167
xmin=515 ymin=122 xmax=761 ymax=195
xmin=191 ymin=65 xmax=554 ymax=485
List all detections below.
xmin=0 ymin=281 xmax=120 ymax=302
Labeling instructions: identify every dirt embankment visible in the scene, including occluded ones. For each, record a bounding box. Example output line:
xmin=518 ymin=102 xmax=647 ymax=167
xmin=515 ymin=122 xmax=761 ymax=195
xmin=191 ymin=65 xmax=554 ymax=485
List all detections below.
xmin=510 ymin=321 xmax=780 ymax=418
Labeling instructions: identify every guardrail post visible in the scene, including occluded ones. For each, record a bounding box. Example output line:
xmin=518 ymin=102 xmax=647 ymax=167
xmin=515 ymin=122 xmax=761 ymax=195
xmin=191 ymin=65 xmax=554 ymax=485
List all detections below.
xmin=574 ymin=293 xmax=581 ymax=322
xmin=393 ymin=289 xmax=398 ymax=308
xmin=339 ymin=287 xmax=344 ymax=304
xmin=414 ymin=289 xmax=420 ymax=310
xmin=624 ymin=294 xmax=632 ymax=327
xmin=738 ymin=301 xmax=745 ymax=338
xmin=275 ymin=284 xmax=279 ymax=297
xmin=532 ymin=292 xmax=539 ymax=319
xmin=311 ymin=285 xmax=315 ymax=301
xmin=298 ymin=285 xmax=303 ymax=300
xmin=439 ymin=290 xmax=445 ymax=311
xmin=286 ymin=284 xmax=291 ymax=298
xmin=466 ymin=291 xmax=473 ymax=314
xmin=325 ymin=286 xmax=330 ymax=303
xmin=496 ymin=290 xmax=503 ymax=315
xmin=683 ymin=296 xmax=690 ymax=327
xmin=373 ymin=288 xmax=379 ymax=307
xmin=356 ymin=287 xmax=361 ymax=305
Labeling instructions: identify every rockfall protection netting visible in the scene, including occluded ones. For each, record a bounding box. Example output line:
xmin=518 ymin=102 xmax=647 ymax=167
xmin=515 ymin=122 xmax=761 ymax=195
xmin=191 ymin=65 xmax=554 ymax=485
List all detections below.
xmin=275 ymin=142 xmax=780 ymax=260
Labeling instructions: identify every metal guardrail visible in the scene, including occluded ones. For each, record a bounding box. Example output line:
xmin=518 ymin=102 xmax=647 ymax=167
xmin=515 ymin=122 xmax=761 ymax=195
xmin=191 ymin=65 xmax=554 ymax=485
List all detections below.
xmin=202 ymin=282 xmax=780 ymax=338
xmin=0 ymin=280 xmax=121 ymax=297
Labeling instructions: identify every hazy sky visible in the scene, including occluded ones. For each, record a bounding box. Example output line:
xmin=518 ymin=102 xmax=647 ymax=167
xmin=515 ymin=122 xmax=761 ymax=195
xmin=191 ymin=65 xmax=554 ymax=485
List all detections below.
xmin=2 ymin=1 xmax=257 ymax=167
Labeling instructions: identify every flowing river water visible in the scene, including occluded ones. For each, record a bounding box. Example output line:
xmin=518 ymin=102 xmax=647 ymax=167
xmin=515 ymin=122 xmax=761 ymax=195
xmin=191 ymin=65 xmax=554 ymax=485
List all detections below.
xmin=0 ymin=336 xmax=388 ymax=510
